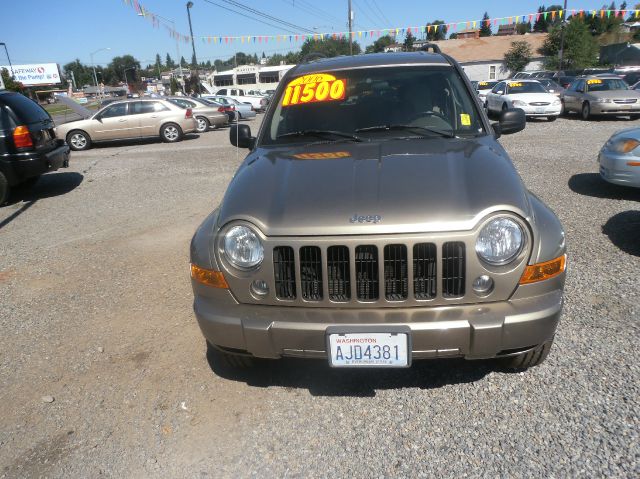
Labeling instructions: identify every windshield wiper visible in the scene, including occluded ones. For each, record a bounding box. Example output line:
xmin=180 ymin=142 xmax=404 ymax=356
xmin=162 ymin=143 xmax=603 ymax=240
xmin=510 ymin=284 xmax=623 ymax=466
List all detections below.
xmin=355 ymin=124 xmax=455 ymax=138
xmin=277 ymin=129 xmax=362 ymax=142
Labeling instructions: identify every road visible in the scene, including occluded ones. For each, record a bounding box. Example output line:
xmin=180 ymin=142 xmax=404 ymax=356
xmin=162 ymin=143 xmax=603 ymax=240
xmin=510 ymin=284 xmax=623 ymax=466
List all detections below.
xmin=0 ymin=117 xmax=638 ymax=477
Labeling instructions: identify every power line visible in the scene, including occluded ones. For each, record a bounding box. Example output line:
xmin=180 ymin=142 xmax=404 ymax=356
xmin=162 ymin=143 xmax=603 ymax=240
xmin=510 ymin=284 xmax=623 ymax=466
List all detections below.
xmin=353 ymin=0 xmax=384 ymax=28
xmin=201 ymin=0 xmax=300 ymax=34
xmin=370 ymin=0 xmax=391 ymax=26
xmin=288 ymin=0 xmax=343 ymax=25
xmin=362 ymin=0 xmax=388 ymax=27
xmin=215 ymin=0 xmax=315 ymax=34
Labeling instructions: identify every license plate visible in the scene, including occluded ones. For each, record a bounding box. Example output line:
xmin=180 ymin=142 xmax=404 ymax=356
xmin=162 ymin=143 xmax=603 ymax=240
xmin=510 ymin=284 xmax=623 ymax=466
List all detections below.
xmin=535 ymin=107 xmax=545 ymax=113
xmin=328 ymin=332 xmax=409 ymax=367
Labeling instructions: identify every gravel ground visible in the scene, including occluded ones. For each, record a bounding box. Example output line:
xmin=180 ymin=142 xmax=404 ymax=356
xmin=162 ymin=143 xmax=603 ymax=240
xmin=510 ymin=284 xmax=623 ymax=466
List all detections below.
xmin=0 ymin=116 xmax=638 ymax=478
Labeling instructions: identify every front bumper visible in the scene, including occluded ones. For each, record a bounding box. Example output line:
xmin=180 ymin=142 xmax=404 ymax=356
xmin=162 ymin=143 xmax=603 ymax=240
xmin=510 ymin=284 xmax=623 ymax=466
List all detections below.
xmin=591 ymin=103 xmax=640 ymax=115
xmin=598 ymin=150 xmax=640 ymax=187
xmin=519 ymin=105 xmax=562 ymax=117
xmin=194 ymin=284 xmax=563 ymax=361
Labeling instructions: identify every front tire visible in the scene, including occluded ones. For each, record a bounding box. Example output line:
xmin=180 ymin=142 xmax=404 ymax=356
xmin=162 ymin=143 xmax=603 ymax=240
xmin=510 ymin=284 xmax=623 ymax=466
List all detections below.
xmin=160 ymin=123 xmax=183 ymax=143
xmin=67 ymin=130 xmax=91 ymax=151
xmin=630 ymin=114 xmax=640 ymax=120
xmin=195 ymin=116 xmax=210 ymax=133
xmin=0 ymin=171 xmax=8 ymax=206
xmin=582 ymin=102 xmax=591 ymax=121
xmin=206 ymin=342 xmax=255 ymax=369
xmin=547 ymin=116 xmax=557 ymax=122
xmin=499 ymin=339 xmax=554 ymax=370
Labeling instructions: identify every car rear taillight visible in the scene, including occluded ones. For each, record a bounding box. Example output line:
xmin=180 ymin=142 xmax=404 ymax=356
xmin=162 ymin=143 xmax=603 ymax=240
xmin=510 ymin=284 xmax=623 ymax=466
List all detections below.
xmin=185 ymin=108 xmax=193 ymax=119
xmin=13 ymin=125 xmax=34 ymax=149
xmin=217 ymin=106 xmax=225 ymax=113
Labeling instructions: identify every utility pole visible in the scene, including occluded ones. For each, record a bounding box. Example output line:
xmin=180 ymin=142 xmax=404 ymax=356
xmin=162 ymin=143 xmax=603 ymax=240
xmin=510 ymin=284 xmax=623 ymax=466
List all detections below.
xmin=348 ymin=0 xmax=353 ymax=55
xmin=558 ymin=0 xmax=568 ymax=70
xmin=186 ymin=1 xmax=200 ymax=95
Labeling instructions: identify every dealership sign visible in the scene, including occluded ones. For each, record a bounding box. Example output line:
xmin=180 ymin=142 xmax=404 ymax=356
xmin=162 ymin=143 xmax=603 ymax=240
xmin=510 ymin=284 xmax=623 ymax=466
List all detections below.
xmin=0 ymin=63 xmax=61 ymax=86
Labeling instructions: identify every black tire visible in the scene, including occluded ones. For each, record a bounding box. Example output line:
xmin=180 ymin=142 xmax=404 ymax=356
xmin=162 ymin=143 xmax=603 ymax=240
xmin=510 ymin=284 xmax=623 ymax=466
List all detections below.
xmin=66 ymin=130 xmax=91 ymax=151
xmin=581 ymin=102 xmax=591 ymax=121
xmin=206 ymin=341 xmax=255 ymax=369
xmin=547 ymin=116 xmax=557 ymax=122
xmin=0 ymin=171 xmax=8 ymax=206
xmin=160 ymin=123 xmax=183 ymax=143
xmin=195 ymin=116 xmax=210 ymax=133
xmin=630 ymin=114 xmax=640 ymax=120
xmin=500 ymin=339 xmax=554 ymax=370
xmin=560 ymin=100 xmax=566 ymax=116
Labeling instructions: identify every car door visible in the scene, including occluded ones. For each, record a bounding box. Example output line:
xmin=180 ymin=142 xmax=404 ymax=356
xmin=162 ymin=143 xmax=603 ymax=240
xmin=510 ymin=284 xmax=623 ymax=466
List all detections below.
xmin=488 ymin=82 xmax=505 ymax=111
xmin=132 ymin=101 xmax=172 ymax=137
xmin=92 ymin=103 xmax=132 ymax=140
xmin=566 ymin=79 xmax=584 ymax=111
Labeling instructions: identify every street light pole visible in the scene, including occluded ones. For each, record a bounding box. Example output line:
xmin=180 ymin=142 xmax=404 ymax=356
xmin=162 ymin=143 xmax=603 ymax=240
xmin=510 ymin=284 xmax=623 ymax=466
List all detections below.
xmin=186 ymin=1 xmax=200 ymax=95
xmin=347 ymin=0 xmax=353 ymax=55
xmin=90 ymin=47 xmax=110 ymax=97
xmin=0 ymin=42 xmax=15 ymax=78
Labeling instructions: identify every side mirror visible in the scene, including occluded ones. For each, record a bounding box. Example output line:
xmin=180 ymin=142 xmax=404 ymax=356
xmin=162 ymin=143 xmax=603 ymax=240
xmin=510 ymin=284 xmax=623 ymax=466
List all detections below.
xmin=576 ymin=88 xmax=584 ymax=93
xmin=230 ymin=124 xmax=255 ymax=149
xmin=492 ymin=108 xmax=526 ymax=137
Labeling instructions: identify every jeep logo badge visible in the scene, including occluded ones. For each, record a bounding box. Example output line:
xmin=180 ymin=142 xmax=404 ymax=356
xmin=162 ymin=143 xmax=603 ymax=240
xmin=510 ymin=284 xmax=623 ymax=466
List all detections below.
xmin=349 ymin=214 xmax=382 ymax=224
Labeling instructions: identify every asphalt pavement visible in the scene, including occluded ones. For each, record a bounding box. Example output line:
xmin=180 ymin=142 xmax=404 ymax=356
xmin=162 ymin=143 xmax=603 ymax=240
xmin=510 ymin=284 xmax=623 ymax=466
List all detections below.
xmin=0 ymin=116 xmax=638 ymax=478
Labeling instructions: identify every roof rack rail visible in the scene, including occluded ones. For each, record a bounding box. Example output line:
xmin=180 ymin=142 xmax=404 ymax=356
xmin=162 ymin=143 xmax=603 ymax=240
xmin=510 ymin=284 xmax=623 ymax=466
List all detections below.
xmin=301 ymin=53 xmax=327 ymax=63
xmin=419 ymin=43 xmax=441 ymax=54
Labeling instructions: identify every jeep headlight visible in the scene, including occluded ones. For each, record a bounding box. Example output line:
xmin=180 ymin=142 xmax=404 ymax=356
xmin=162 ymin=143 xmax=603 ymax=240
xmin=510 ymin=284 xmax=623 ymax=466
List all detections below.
xmin=223 ymin=225 xmax=264 ymax=269
xmin=512 ymin=100 xmax=527 ymax=107
xmin=475 ymin=217 xmax=524 ymax=265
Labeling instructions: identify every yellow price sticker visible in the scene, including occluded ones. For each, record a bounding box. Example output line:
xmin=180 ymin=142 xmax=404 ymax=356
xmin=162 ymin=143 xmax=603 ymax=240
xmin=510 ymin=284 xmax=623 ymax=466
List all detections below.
xmin=292 ymin=151 xmax=351 ymax=160
xmin=479 ymin=81 xmax=489 ymax=86
xmin=460 ymin=113 xmax=471 ymax=126
xmin=509 ymin=82 xmax=524 ymax=87
xmin=282 ymin=73 xmax=346 ymax=107
xmin=587 ymin=79 xmax=602 ymax=85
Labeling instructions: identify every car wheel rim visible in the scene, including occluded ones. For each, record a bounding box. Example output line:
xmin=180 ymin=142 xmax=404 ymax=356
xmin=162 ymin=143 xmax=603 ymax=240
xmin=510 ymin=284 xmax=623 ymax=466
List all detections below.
xmin=70 ymin=133 xmax=86 ymax=149
xmin=164 ymin=126 xmax=178 ymax=140
xmin=197 ymin=118 xmax=206 ymax=131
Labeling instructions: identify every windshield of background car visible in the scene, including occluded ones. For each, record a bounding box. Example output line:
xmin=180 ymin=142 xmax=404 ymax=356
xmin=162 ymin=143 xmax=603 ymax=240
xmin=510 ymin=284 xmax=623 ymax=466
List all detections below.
xmin=506 ymin=82 xmax=547 ymax=94
xmin=477 ymin=81 xmax=498 ymax=90
xmin=586 ymin=78 xmax=629 ymax=92
xmin=262 ymin=66 xmax=484 ymax=144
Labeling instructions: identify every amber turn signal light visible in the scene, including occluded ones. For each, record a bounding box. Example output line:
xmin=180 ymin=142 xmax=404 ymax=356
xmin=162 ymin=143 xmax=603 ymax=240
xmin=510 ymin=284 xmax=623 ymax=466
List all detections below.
xmin=519 ymin=254 xmax=566 ymax=285
xmin=190 ymin=264 xmax=229 ymax=289
xmin=13 ymin=125 xmax=34 ymax=149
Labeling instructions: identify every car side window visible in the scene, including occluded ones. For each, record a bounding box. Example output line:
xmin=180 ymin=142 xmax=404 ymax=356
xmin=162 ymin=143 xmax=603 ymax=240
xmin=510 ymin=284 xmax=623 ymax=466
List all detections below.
xmin=576 ymin=80 xmax=585 ymax=92
xmin=152 ymin=102 xmax=169 ymax=112
xmin=131 ymin=102 xmax=166 ymax=114
xmin=101 ymin=103 xmax=128 ymax=118
xmin=491 ymin=82 xmax=504 ymax=94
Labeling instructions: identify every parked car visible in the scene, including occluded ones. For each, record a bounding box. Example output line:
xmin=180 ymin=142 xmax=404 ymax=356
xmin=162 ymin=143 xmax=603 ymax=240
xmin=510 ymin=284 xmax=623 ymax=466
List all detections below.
xmin=598 ymin=127 xmax=640 ymax=187
xmin=560 ymin=75 xmax=640 ymax=120
xmin=191 ymin=51 xmax=566 ymax=371
xmin=197 ymin=97 xmax=237 ymax=123
xmin=203 ymin=95 xmax=256 ymax=120
xmin=213 ymin=88 xmax=268 ymax=111
xmin=621 ymin=71 xmax=640 ymax=86
xmin=166 ymin=97 xmax=228 ymax=133
xmin=476 ymin=80 xmax=499 ymax=105
xmin=0 ymin=91 xmax=70 ymax=204
xmin=486 ymin=79 xmax=561 ymax=121
xmin=554 ymin=76 xmax=576 ymax=89
xmin=55 ymin=99 xmax=196 ymax=151
xmin=512 ymin=72 xmax=533 ymax=79
xmin=537 ymin=79 xmax=565 ymax=97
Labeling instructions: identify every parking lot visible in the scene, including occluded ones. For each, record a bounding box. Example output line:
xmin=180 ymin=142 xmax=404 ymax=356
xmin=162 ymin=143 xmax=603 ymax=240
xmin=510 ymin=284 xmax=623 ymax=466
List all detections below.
xmin=0 ymin=116 xmax=638 ymax=477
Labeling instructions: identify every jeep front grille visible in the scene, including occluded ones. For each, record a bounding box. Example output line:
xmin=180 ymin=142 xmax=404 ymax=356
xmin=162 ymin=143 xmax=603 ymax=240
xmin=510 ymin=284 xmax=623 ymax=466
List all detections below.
xmin=442 ymin=242 xmax=465 ymax=297
xmin=300 ymin=246 xmax=322 ymax=301
xmin=273 ymin=246 xmax=296 ymax=300
xmin=355 ymin=245 xmax=379 ymax=301
xmin=413 ymin=243 xmax=437 ymax=300
xmin=327 ymin=245 xmax=350 ymax=302
xmin=271 ymin=242 xmax=466 ymax=303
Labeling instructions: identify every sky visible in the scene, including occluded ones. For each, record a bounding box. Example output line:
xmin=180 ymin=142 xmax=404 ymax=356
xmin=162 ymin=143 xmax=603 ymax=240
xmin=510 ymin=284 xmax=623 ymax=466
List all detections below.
xmin=0 ymin=0 xmax=626 ymax=69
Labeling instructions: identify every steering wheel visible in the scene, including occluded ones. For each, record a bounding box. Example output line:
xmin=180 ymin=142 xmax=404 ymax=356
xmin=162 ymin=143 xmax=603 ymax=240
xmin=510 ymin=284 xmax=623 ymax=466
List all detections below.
xmin=409 ymin=110 xmax=449 ymax=123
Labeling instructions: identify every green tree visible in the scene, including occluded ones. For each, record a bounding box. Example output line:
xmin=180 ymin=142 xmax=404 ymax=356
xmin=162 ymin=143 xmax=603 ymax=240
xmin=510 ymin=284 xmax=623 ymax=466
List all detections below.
xmin=169 ymin=76 xmax=179 ymax=94
xmin=587 ymin=2 xmax=625 ymax=35
xmin=155 ymin=53 xmax=163 ymax=72
xmin=533 ymin=5 xmax=563 ymax=33
xmin=63 ymin=59 xmax=94 ymax=88
xmin=299 ymin=37 xmax=361 ymax=59
xmin=1 ymin=68 xmax=25 ymax=92
xmin=180 ymin=56 xmax=188 ymax=68
xmin=365 ymin=34 xmax=394 ymax=53
xmin=539 ymin=19 xmax=598 ymax=69
xmin=165 ymin=53 xmax=176 ymax=69
xmin=504 ymin=40 xmax=532 ymax=75
xmin=267 ymin=51 xmax=300 ymax=65
xmin=403 ymin=31 xmax=416 ymax=51
xmin=107 ymin=55 xmax=141 ymax=83
xmin=426 ymin=20 xmax=447 ymax=40
xmin=480 ymin=12 xmax=492 ymax=37
xmin=449 ymin=32 xmax=458 ymax=39
xmin=517 ymin=22 xmax=532 ymax=34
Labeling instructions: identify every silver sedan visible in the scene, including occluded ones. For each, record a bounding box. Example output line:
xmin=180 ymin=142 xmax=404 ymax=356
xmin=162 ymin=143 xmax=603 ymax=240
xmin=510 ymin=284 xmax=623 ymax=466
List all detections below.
xmin=598 ymin=127 xmax=640 ymax=187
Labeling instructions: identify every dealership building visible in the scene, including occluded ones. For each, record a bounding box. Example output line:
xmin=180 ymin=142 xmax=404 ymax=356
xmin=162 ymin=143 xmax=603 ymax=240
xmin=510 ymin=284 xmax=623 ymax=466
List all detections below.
xmin=204 ymin=64 xmax=294 ymax=91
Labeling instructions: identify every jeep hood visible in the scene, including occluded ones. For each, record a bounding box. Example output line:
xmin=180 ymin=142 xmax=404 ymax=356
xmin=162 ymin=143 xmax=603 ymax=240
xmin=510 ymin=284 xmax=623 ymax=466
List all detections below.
xmin=218 ymin=137 xmax=532 ymax=236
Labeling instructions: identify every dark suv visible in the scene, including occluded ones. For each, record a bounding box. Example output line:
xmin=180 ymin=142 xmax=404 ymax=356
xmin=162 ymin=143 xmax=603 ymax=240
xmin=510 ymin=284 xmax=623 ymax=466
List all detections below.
xmin=0 ymin=91 xmax=70 ymax=204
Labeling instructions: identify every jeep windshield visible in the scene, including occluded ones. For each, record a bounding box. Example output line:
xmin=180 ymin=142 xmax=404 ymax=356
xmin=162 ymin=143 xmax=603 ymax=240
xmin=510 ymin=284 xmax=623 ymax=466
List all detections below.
xmin=261 ymin=66 xmax=485 ymax=145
